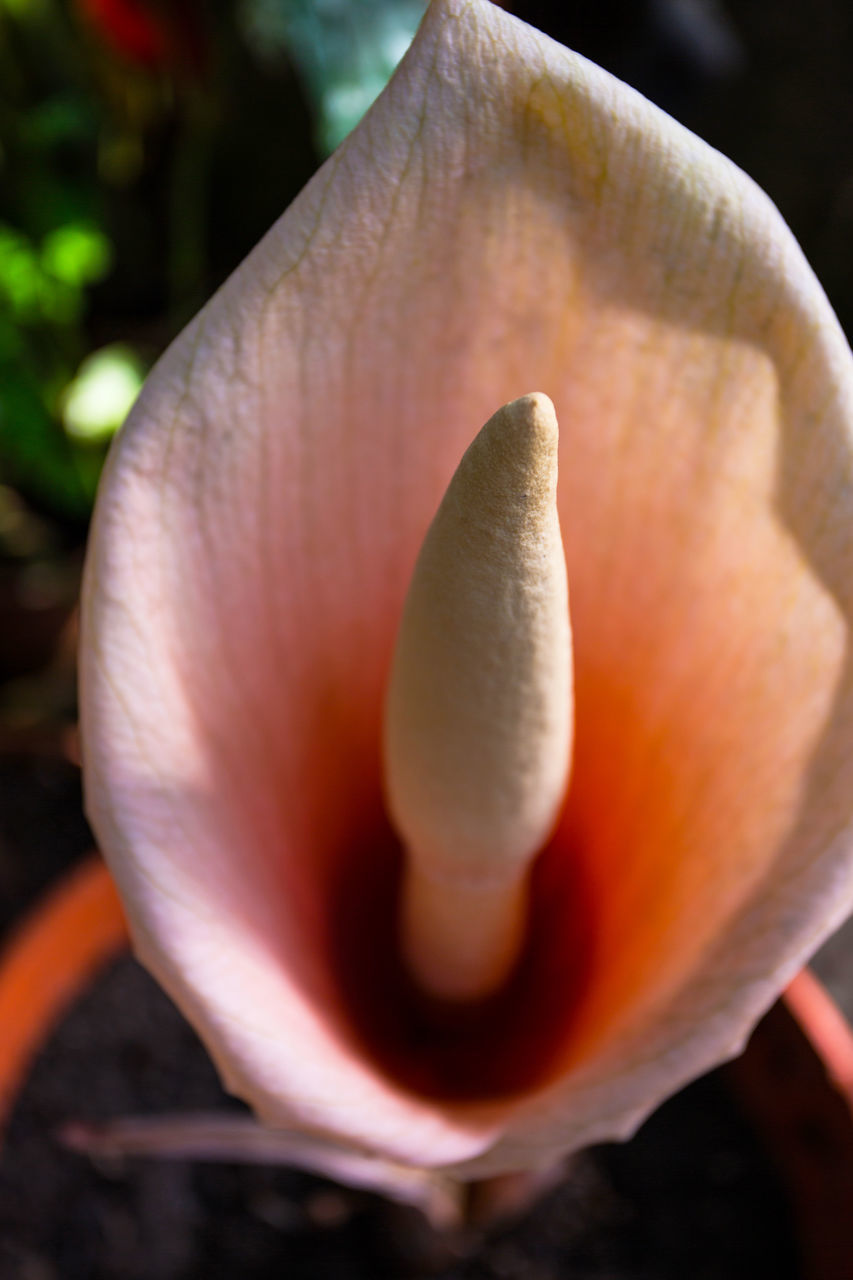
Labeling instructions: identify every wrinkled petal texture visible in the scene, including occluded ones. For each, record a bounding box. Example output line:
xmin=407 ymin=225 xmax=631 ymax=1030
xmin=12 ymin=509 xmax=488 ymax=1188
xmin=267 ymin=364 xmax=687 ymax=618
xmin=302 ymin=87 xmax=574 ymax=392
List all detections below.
xmin=81 ymin=0 xmax=853 ymax=1175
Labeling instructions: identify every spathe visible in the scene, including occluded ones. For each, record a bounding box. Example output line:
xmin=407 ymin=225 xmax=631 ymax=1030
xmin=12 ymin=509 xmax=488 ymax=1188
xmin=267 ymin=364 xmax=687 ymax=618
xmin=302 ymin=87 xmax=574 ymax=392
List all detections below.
xmin=80 ymin=0 xmax=853 ymax=1178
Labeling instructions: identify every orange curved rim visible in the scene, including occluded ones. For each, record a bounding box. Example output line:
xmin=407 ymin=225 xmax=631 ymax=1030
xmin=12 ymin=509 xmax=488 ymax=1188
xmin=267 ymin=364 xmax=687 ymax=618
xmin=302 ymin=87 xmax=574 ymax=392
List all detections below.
xmin=0 ymin=855 xmax=128 ymax=1140
xmin=784 ymin=968 xmax=853 ymax=1102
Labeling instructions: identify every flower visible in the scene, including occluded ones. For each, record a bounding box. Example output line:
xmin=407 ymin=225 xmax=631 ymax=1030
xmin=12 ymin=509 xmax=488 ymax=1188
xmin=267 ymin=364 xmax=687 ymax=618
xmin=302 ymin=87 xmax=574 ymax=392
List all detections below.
xmin=80 ymin=0 xmax=853 ymax=1179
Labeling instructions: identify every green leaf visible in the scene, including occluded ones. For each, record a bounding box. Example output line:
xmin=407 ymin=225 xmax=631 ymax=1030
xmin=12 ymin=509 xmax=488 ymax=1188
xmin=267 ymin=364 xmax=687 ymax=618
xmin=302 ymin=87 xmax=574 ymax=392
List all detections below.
xmin=62 ymin=344 xmax=146 ymax=444
xmin=41 ymin=222 xmax=113 ymax=288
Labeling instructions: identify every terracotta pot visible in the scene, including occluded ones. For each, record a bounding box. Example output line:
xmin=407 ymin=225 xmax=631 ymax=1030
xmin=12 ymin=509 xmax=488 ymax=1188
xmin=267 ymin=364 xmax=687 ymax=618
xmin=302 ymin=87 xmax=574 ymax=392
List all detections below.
xmin=727 ymin=969 xmax=853 ymax=1280
xmin=0 ymin=854 xmax=127 ymax=1137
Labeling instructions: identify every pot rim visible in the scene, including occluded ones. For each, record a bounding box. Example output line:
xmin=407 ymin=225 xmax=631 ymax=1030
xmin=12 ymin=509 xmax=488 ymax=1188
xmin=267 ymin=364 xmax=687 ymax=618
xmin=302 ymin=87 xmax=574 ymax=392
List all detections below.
xmin=0 ymin=853 xmax=127 ymax=1141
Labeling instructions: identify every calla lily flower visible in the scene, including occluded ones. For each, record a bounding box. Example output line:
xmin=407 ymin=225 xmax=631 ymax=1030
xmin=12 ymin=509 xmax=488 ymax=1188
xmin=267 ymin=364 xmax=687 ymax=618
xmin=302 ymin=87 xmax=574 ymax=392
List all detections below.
xmin=80 ymin=0 xmax=853 ymax=1180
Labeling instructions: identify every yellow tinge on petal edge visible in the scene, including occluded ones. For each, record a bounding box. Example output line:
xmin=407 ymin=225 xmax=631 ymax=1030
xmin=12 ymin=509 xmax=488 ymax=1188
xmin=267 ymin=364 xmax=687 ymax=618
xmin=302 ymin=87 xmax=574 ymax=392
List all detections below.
xmin=80 ymin=0 xmax=853 ymax=1178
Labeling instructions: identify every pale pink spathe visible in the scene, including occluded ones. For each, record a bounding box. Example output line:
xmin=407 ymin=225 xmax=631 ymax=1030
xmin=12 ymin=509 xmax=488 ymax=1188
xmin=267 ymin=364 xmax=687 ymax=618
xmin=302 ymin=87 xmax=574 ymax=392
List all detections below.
xmin=81 ymin=0 xmax=853 ymax=1176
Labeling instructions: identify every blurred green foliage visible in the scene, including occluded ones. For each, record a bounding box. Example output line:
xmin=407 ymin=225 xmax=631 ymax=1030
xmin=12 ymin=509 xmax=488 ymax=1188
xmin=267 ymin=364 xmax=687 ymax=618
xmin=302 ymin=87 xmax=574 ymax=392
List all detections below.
xmin=0 ymin=0 xmax=132 ymax=522
xmin=62 ymin=343 xmax=144 ymax=443
xmin=0 ymin=0 xmax=424 ymax=530
xmin=0 ymin=214 xmax=117 ymax=523
xmin=241 ymin=0 xmax=427 ymax=152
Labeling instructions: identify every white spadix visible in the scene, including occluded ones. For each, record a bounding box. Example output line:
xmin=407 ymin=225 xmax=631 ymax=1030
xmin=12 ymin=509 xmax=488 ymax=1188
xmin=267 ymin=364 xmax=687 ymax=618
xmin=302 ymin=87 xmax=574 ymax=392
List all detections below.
xmin=383 ymin=393 xmax=574 ymax=1001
